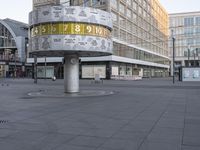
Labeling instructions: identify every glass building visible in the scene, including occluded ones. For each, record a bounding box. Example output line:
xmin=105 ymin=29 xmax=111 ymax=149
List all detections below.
xmin=169 ymin=12 xmax=200 ymax=75
xmin=28 ymin=0 xmax=170 ymax=79
xmin=71 ymin=0 xmax=170 ymax=78
xmin=0 ymin=19 xmax=30 ymax=78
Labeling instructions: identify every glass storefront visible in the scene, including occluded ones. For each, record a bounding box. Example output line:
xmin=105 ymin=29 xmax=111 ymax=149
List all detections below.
xmin=113 ymin=42 xmax=169 ymax=65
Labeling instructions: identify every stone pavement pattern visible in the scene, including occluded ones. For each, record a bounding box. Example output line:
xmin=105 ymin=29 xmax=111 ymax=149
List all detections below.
xmin=0 ymin=78 xmax=200 ymax=150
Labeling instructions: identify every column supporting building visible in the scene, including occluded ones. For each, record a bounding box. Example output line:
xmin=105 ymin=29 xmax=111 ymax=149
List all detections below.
xmin=64 ymin=55 xmax=79 ymax=93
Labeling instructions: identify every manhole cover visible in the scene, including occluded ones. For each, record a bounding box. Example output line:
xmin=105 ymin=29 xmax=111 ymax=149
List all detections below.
xmin=0 ymin=120 xmax=8 ymax=123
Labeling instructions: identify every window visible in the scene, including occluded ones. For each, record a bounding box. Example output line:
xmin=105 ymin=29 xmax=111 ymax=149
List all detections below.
xmin=187 ymin=38 xmax=194 ymax=45
xmin=60 ymin=0 xmax=70 ymax=6
xmin=119 ymin=17 xmax=126 ymax=28
xmin=196 ymin=17 xmax=200 ymax=25
xmin=127 ymin=0 xmax=131 ymax=6
xmin=127 ymin=21 xmax=132 ymax=31
xmin=138 ymin=6 xmax=142 ymax=15
xmin=111 ymin=0 xmax=117 ymax=9
xmin=127 ymin=9 xmax=132 ymax=19
xmin=119 ymin=3 xmax=125 ymax=14
xmin=184 ymin=28 xmax=193 ymax=35
xmin=127 ymin=33 xmax=132 ymax=43
xmin=133 ymin=13 xmax=137 ymax=22
xmin=143 ymin=10 xmax=147 ymax=18
xmin=196 ymin=27 xmax=200 ymax=34
xmin=111 ymin=12 xmax=118 ymax=23
xmin=113 ymin=27 xmax=119 ymax=38
xmin=143 ymin=0 xmax=147 ymax=9
xmin=133 ymin=1 xmax=137 ymax=10
xmin=196 ymin=38 xmax=200 ymax=44
xmin=120 ymin=30 xmax=126 ymax=41
xmin=184 ymin=18 xmax=194 ymax=26
xmin=147 ymin=4 xmax=150 ymax=12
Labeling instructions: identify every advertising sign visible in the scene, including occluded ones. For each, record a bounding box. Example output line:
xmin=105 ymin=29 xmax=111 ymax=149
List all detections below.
xmin=182 ymin=67 xmax=200 ymax=81
xmin=82 ymin=65 xmax=106 ymax=78
xmin=37 ymin=66 xmax=54 ymax=78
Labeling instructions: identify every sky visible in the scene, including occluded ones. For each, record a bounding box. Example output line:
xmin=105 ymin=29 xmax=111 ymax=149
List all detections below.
xmin=0 ymin=0 xmax=200 ymax=23
xmin=159 ymin=0 xmax=200 ymax=14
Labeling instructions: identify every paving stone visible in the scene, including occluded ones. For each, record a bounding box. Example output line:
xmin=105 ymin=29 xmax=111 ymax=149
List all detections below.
xmin=183 ymin=136 xmax=200 ymax=146
xmin=101 ymin=139 xmax=140 ymax=150
xmin=67 ymin=135 xmax=107 ymax=148
xmin=55 ymin=145 xmax=95 ymax=150
xmin=0 ymin=79 xmax=200 ymax=149
xmin=182 ymin=145 xmax=200 ymax=150
xmin=139 ymin=141 xmax=181 ymax=150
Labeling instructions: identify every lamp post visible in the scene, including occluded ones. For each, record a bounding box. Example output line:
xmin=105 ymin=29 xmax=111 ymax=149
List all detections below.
xmin=44 ymin=56 xmax=46 ymax=80
xmin=11 ymin=49 xmax=17 ymax=79
xmin=197 ymin=48 xmax=200 ymax=66
xmin=188 ymin=45 xmax=190 ymax=67
xmin=34 ymin=55 xmax=37 ymax=84
xmin=14 ymin=49 xmax=16 ymax=78
xmin=193 ymin=50 xmax=196 ymax=67
xmin=171 ymin=29 xmax=175 ymax=84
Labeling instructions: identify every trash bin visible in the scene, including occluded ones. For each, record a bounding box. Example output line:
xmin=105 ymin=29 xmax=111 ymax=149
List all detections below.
xmin=52 ymin=76 xmax=56 ymax=81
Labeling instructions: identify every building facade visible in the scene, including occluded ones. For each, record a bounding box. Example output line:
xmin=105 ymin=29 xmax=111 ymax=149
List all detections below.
xmin=28 ymin=0 xmax=170 ymax=79
xmin=169 ymin=12 xmax=200 ymax=75
xmin=0 ymin=19 xmax=30 ymax=78
xmin=73 ymin=0 xmax=169 ymax=79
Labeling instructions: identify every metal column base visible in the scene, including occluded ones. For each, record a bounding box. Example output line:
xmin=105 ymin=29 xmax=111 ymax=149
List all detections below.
xmin=64 ymin=55 xmax=79 ymax=93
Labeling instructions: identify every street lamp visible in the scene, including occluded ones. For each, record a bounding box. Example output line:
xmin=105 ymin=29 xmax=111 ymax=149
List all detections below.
xmin=197 ymin=48 xmax=200 ymax=66
xmin=33 ymin=55 xmax=37 ymax=84
xmin=44 ymin=56 xmax=47 ymax=80
xmin=188 ymin=45 xmax=190 ymax=67
xmin=193 ymin=49 xmax=196 ymax=67
xmin=171 ymin=29 xmax=175 ymax=84
xmin=11 ymin=49 xmax=17 ymax=79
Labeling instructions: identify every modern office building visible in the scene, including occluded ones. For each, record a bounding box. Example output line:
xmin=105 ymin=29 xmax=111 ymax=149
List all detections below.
xmin=0 ymin=19 xmax=30 ymax=78
xmin=169 ymin=11 xmax=200 ymax=75
xmin=28 ymin=0 xmax=170 ymax=79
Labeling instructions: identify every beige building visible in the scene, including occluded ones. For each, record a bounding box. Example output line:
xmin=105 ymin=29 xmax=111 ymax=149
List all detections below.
xmin=169 ymin=12 xmax=200 ymax=74
xmin=29 ymin=0 xmax=170 ymax=79
xmin=70 ymin=0 xmax=170 ymax=78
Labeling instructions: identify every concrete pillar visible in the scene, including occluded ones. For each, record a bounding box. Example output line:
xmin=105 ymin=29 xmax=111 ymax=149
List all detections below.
xmin=4 ymin=65 xmax=9 ymax=77
xmin=182 ymin=60 xmax=185 ymax=67
xmin=64 ymin=55 xmax=79 ymax=93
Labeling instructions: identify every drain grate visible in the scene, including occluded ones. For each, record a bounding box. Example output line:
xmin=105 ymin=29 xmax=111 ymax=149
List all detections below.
xmin=20 ymin=97 xmax=34 ymax=99
xmin=0 ymin=120 xmax=8 ymax=123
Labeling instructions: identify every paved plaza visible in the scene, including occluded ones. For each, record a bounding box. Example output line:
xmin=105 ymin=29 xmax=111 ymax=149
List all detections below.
xmin=0 ymin=78 xmax=200 ymax=150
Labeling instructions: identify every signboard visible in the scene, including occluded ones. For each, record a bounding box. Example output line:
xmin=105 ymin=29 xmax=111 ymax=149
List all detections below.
xmin=33 ymin=0 xmax=58 ymax=7
xmin=82 ymin=65 xmax=106 ymax=78
xmin=37 ymin=66 xmax=54 ymax=78
xmin=182 ymin=67 xmax=200 ymax=81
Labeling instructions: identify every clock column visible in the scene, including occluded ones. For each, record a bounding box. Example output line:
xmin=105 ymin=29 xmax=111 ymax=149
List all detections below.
xmin=64 ymin=54 xmax=79 ymax=93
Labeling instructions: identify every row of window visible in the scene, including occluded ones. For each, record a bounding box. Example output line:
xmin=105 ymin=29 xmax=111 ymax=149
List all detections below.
xmin=170 ymin=16 xmax=200 ymax=27
xmin=112 ymin=12 xmax=167 ymax=38
xmin=0 ymin=24 xmax=16 ymax=47
xmin=110 ymin=0 xmax=168 ymax=57
xmin=169 ymin=45 xmax=200 ymax=57
xmin=170 ymin=15 xmax=200 ymax=58
xmin=111 ymin=0 xmax=168 ymax=24
xmin=172 ymin=38 xmax=200 ymax=46
xmin=113 ymin=42 xmax=169 ymax=65
xmin=112 ymin=24 xmax=168 ymax=56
